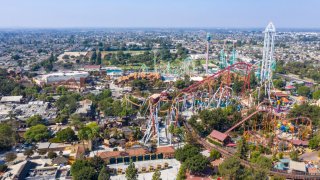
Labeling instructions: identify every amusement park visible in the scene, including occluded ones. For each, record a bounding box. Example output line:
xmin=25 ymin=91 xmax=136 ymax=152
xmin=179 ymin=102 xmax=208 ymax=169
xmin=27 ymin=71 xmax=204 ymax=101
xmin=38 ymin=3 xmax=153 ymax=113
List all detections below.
xmin=109 ymin=22 xmax=320 ymax=179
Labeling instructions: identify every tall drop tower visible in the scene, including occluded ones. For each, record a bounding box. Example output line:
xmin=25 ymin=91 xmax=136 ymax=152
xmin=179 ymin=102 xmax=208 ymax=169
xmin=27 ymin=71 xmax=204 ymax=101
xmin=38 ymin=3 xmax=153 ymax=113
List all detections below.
xmin=206 ymin=33 xmax=211 ymax=74
xmin=260 ymin=22 xmax=276 ymax=100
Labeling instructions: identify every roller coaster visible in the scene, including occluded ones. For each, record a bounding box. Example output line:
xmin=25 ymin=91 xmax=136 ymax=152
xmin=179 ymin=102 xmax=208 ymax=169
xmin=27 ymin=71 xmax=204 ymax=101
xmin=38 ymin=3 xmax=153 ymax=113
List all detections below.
xmin=132 ymin=62 xmax=254 ymax=146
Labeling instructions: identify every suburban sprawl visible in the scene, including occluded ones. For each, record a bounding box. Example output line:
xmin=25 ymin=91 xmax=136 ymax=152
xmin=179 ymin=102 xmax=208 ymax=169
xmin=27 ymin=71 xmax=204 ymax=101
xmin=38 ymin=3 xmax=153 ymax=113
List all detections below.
xmin=0 ymin=25 xmax=320 ymax=180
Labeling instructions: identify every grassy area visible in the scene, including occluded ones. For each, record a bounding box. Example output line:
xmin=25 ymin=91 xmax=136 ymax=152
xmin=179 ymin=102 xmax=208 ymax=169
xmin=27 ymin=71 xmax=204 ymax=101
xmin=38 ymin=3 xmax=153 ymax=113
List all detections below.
xmin=101 ymin=50 xmax=146 ymax=57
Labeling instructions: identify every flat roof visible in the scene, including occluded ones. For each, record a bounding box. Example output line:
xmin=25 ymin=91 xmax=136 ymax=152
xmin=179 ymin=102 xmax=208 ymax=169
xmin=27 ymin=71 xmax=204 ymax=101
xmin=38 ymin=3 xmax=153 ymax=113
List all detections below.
xmin=0 ymin=96 xmax=23 ymax=102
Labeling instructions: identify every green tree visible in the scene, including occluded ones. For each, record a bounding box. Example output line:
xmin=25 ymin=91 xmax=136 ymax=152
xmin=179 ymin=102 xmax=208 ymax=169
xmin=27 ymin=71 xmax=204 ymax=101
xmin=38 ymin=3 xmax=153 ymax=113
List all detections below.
xmin=98 ymin=166 xmax=110 ymax=180
xmin=91 ymin=51 xmax=97 ymax=64
xmin=297 ymin=86 xmax=311 ymax=97
xmin=250 ymin=151 xmax=261 ymax=163
xmin=289 ymin=150 xmax=299 ymax=161
xmin=76 ymin=166 xmax=97 ymax=180
xmin=48 ymin=151 xmax=57 ymax=159
xmin=312 ymin=90 xmax=320 ymax=100
xmin=250 ymin=71 xmax=258 ymax=88
xmin=89 ymin=156 xmax=105 ymax=172
xmin=152 ymin=169 xmax=161 ymax=180
xmin=71 ymin=159 xmax=98 ymax=180
xmin=251 ymin=168 xmax=268 ymax=180
xmin=210 ymin=149 xmax=221 ymax=160
xmin=175 ymin=79 xmax=186 ymax=89
xmin=309 ymin=135 xmax=320 ymax=149
xmin=125 ymin=160 xmax=138 ymax=180
xmin=56 ymin=127 xmax=77 ymax=143
xmin=26 ymin=115 xmax=44 ymax=127
xmin=273 ymin=79 xmax=286 ymax=90
xmin=288 ymin=104 xmax=320 ymax=127
xmin=236 ymin=137 xmax=248 ymax=160
xmin=176 ymin=163 xmax=187 ymax=180
xmin=5 ymin=152 xmax=17 ymax=162
xmin=256 ymin=156 xmax=272 ymax=169
xmin=96 ymin=51 xmax=102 ymax=65
xmin=24 ymin=124 xmax=50 ymax=143
xmin=0 ymin=164 xmax=8 ymax=172
xmin=219 ymin=157 xmax=245 ymax=180
xmin=175 ymin=144 xmax=200 ymax=162
xmin=0 ymin=123 xmax=16 ymax=150
xmin=185 ymin=154 xmax=209 ymax=174
xmin=24 ymin=149 xmax=34 ymax=157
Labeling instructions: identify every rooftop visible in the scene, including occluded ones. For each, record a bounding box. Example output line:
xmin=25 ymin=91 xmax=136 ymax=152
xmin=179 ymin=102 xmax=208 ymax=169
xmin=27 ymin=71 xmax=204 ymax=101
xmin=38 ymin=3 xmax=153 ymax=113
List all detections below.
xmin=209 ymin=130 xmax=229 ymax=142
xmin=0 ymin=96 xmax=23 ymax=103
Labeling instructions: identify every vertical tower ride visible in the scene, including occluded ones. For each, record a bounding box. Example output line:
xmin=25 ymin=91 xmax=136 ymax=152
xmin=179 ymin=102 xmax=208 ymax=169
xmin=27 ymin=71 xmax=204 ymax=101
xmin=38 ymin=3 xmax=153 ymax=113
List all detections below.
xmin=260 ymin=22 xmax=276 ymax=101
xmin=206 ymin=33 xmax=211 ymax=74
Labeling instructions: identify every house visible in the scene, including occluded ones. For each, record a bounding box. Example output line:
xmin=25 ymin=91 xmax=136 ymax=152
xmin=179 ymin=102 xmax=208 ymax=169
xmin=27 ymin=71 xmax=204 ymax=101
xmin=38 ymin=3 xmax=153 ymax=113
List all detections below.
xmin=83 ymin=65 xmax=101 ymax=72
xmin=104 ymin=138 xmax=117 ymax=147
xmin=208 ymin=130 xmax=231 ymax=146
xmin=37 ymin=142 xmax=71 ymax=152
xmin=289 ymin=160 xmax=306 ymax=173
xmin=75 ymin=99 xmax=92 ymax=116
xmin=291 ymin=139 xmax=308 ymax=147
xmin=211 ymin=158 xmax=224 ymax=174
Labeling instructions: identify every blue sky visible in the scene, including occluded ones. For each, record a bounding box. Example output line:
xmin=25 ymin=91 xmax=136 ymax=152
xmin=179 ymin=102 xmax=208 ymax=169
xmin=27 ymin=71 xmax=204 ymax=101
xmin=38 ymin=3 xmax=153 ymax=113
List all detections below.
xmin=0 ymin=0 xmax=319 ymax=28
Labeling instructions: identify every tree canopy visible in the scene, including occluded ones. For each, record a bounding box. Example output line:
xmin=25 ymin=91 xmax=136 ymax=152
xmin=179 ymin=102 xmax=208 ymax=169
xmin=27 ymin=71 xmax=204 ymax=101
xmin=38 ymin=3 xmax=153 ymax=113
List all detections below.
xmin=125 ymin=160 xmax=138 ymax=180
xmin=0 ymin=123 xmax=16 ymax=151
xmin=26 ymin=115 xmax=45 ymax=127
xmin=24 ymin=124 xmax=50 ymax=143
xmin=152 ymin=169 xmax=161 ymax=180
xmin=185 ymin=154 xmax=209 ymax=174
xmin=218 ymin=157 xmax=246 ymax=180
xmin=55 ymin=127 xmax=77 ymax=143
xmin=175 ymin=144 xmax=200 ymax=162
xmin=98 ymin=166 xmax=110 ymax=180
xmin=288 ymin=104 xmax=320 ymax=127
xmin=71 ymin=157 xmax=106 ymax=180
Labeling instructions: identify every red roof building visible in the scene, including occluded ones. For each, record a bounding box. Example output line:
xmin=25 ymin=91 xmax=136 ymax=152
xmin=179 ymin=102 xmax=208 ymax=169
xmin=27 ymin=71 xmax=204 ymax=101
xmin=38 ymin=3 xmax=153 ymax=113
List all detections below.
xmin=208 ymin=130 xmax=231 ymax=145
xmin=285 ymin=85 xmax=296 ymax=90
xmin=291 ymin=139 xmax=308 ymax=147
xmin=84 ymin=65 xmax=101 ymax=72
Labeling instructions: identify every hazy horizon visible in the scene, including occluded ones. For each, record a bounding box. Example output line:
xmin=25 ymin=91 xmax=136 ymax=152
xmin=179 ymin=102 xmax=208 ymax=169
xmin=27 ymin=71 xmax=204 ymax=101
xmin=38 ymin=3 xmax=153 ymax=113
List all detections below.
xmin=1 ymin=0 xmax=320 ymax=28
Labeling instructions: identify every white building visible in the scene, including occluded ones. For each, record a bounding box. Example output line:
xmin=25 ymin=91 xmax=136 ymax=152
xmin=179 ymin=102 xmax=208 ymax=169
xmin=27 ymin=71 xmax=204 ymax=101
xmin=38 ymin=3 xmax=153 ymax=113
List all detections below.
xmin=34 ymin=71 xmax=89 ymax=86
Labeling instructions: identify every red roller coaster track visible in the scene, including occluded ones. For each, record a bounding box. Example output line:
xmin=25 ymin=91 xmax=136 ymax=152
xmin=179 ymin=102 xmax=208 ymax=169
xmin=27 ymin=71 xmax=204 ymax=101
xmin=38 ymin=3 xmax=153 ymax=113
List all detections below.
xmin=182 ymin=62 xmax=253 ymax=94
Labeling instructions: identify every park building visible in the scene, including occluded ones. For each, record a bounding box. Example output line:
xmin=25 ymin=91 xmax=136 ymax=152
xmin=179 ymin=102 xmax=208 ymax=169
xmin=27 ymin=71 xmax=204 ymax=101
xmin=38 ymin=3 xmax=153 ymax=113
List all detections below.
xmin=97 ymin=146 xmax=175 ymax=164
xmin=33 ymin=71 xmax=89 ymax=86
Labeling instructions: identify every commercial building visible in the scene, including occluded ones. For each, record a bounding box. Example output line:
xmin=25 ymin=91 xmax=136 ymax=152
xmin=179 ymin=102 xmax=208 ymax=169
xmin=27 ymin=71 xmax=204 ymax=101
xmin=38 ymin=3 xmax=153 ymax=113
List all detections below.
xmin=33 ymin=71 xmax=89 ymax=86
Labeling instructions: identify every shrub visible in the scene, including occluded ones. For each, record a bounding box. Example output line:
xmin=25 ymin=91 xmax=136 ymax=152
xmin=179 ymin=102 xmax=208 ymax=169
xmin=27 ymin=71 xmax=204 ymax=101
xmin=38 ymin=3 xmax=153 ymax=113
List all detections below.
xmin=48 ymin=151 xmax=57 ymax=159
xmin=5 ymin=152 xmax=17 ymax=162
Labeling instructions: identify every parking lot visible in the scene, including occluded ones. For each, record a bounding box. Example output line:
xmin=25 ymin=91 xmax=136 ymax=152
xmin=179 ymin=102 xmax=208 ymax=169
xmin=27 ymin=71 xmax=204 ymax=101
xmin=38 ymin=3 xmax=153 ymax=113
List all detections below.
xmin=109 ymin=159 xmax=181 ymax=180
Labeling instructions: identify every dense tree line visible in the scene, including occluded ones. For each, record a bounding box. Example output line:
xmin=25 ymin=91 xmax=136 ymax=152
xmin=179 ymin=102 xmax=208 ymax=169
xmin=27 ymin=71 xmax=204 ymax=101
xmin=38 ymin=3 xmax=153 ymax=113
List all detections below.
xmin=288 ymin=104 xmax=320 ymax=127
xmin=175 ymin=144 xmax=209 ymax=176
xmin=71 ymin=156 xmax=110 ymax=180
xmin=188 ymin=106 xmax=242 ymax=137
xmin=275 ymin=60 xmax=320 ymax=83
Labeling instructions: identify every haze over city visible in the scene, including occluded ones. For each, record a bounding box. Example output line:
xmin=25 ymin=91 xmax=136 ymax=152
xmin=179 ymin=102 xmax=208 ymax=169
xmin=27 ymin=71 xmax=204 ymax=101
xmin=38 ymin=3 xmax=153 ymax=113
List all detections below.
xmin=1 ymin=0 xmax=320 ymax=28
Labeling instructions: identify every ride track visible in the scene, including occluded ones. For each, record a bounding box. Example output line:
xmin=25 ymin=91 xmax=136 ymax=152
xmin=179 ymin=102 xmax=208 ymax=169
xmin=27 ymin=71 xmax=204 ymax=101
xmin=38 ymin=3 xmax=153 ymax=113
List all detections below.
xmin=184 ymin=119 xmax=320 ymax=180
xmin=124 ymin=61 xmax=320 ymax=179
